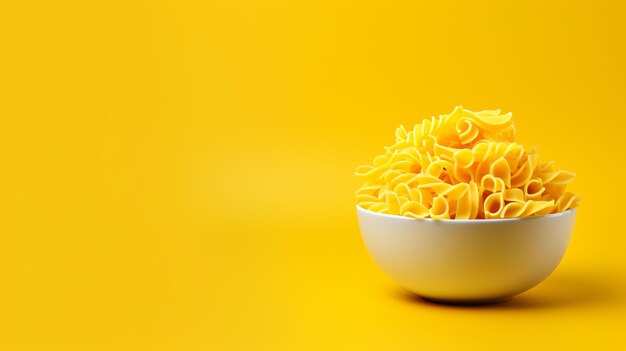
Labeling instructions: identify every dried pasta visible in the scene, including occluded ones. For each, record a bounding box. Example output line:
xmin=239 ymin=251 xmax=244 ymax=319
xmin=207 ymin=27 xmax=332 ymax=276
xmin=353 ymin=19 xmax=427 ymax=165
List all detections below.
xmin=355 ymin=106 xmax=581 ymax=219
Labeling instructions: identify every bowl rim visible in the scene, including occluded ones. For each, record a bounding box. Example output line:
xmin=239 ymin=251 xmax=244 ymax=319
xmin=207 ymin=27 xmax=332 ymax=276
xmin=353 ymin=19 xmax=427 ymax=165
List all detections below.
xmin=356 ymin=204 xmax=576 ymax=223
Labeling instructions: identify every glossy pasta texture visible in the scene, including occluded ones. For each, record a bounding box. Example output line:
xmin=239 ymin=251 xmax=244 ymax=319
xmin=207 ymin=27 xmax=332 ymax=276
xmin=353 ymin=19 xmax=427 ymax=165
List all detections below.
xmin=355 ymin=106 xmax=581 ymax=219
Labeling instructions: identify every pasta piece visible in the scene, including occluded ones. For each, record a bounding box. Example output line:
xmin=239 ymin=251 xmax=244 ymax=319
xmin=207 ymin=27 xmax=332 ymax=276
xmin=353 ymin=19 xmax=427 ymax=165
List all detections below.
xmin=430 ymin=195 xmax=450 ymax=220
xmin=367 ymin=202 xmax=387 ymax=213
xmin=468 ymin=181 xmax=481 ymax=220
xmin=521 ymin=200 xmax=555 ymax=217
xmin=555 ymin=192 xmax=582 ymax=213
xmin=540 ymin=170 xmax=576 ymax=185
xmin=393 ymin=183 xmax=412 ymax=198
xmin=440 ymin=183 xmax=469 ymax=200
xmin=501 ymin=202 xmax=525 ymax=218
xmin=484 ymin=193 xmax=505 ymax=219
xmin=510 ymin=154 xmax=538 ymax=188
xmin=502 ymin=188 xmax=525 ymax=203
xmin=356 ymin=186 xmax=381 ymax=197
xmin=524 ymin=178 xmax=545 ymax=201
xmin=489 ymin=157 xmax=511 ymax=188
xmin=385 ymin=192 xmax=401 ymax=215
xmin=455 ymin=189 xmax=472 ymax=220
xmin=480 ymin=174 xmax=506 ymax=194
xmin=401 ymin=201 xmax=430 ymax=219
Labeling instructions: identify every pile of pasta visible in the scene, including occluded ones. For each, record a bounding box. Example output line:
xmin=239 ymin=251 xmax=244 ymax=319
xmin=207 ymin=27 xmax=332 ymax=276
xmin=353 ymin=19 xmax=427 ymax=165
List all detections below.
xmin=355 ymin=106 xmax=581 ymax=219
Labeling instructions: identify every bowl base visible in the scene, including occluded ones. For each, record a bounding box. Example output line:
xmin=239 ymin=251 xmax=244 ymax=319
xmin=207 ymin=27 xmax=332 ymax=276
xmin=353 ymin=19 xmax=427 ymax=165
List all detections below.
xmin=420 ymin=295 xmax=513 ymax=306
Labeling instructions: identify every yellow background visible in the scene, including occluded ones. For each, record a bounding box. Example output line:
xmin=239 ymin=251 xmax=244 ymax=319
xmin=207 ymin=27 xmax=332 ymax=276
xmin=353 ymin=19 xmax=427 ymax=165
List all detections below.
xmin=2 ymin=0 xmax=625 ymax=349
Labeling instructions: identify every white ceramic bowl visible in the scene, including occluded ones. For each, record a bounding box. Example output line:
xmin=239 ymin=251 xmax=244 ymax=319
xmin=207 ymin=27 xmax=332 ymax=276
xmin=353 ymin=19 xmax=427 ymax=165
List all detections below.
xmin=357 ymin=205 xmax=576 ymax=304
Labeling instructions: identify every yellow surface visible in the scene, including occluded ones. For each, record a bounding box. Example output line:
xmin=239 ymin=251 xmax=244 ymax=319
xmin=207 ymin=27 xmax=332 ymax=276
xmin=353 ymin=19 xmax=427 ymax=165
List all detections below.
xmin=1 ymin=1 xmax=625 ymax=349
